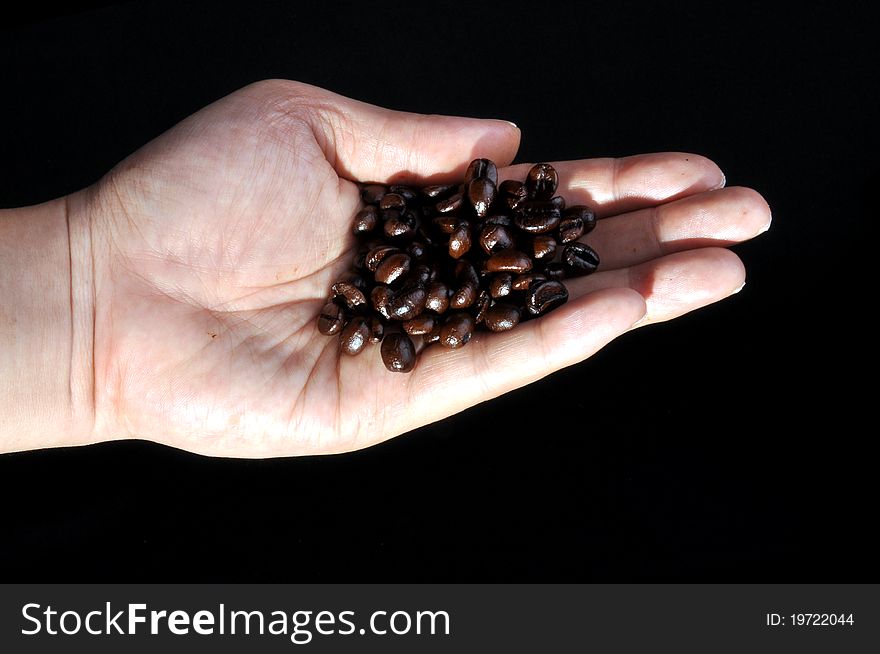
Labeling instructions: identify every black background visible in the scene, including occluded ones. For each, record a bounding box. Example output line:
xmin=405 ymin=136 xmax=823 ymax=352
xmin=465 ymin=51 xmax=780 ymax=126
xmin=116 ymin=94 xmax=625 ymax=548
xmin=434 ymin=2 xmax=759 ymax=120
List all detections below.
xmin=0 ymin=1 xmax=874 ymax=580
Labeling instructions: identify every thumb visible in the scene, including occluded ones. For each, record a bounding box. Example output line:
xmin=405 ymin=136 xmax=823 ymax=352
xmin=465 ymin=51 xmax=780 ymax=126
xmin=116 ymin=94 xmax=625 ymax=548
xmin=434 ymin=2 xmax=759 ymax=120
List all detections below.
xmin=269 ymin=79 xmax=521 ymax=183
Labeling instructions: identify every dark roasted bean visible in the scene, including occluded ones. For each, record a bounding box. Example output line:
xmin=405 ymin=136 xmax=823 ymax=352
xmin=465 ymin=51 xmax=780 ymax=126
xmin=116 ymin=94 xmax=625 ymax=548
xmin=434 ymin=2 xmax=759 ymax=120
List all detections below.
xmin=455 ymin=260 xmax=480 ymax=287
xmin=435 ymin=192 xmax=464 ymax=214
xmin=448 ymin=220 xmax=472 ymax=259
xmin=360 ymin=183 xmax=387 ymax=204
xmin=484 ymin=303 xmax=521 ymax=332
xmin=486 ymin=249 xmax=532 ymax=273
xmin=525 ymin=280 xmax=569 ymax=316
xmin=407 ymin=241 xmax=427 ymax=261
xmin=374 ymin=253 xmax=411 ymax=285
xmin=433 ymin=215 xmax=459 ymax=233
xmin=450 ymin=281 xmax=478 ymax=309
xmin=531 ymin=235 xmax=557 ymax=260
xmin=409 ymin=263 xmax=433 ymax=286
xmin=422 ymin=184 xmax=456 ymax=200
xmin=383 ymin=214 xmax=416 ymax=240
xmin=544 ymin=262 xmax=566 ymax=280
xmin=365 ymin=245 xmax=401 ymax=272
xmin=560 ymin=205 xmax=597 ymax=242
xmin=317 ymin=302 xmax=345 ymax=335
xmin=464 ymin=158 xmax=498 ymax=185
xmin=403 ymin=314 xmax=435 ymax=335
xmin=424 ymin=323 xmax=442 ymax=345
xmin=381 ymin=332 xmax=416 ymax=372
xmin=371 ymin=285 xmax=393 ymax=320
xmin=489 ymin=273 xmax=513 ymax=298
xmin=368 ymin=316 xmax=385 ymax=344
xmin=389 ymin=185 xmax=419 ymax=203
xmin=549 ymin=196 xmax=566 ymax=211
xmin=513 ymin=200 xmax=562 ymax=234
xmin=467 ymin=178 xmax=496 ymax=218
xmin=339 ymin=317 xmax=370 ymax=355
xmin=474 ymin=290 xmax=490 ymax=324
xmin=499 ymin=179 xmax=528 ymax=210
xmin=562 ymin=242 xmax=600 ymax=276
xmin=425 ymin=281 xmax=451 ymax=314
xmin=337 ymin=271 xmax=368 ymax=291
xmin=352 ymin=205 xmax=379 ymax=235
xmin=440 ymin=312 xmax=475 ymax=349
xmin=388 ymin=285 xmax=427 ymax=320
xmin=525 ymin=163 xmax=558 ymax=199
xmin=484 ymin=214 xmax=512 ymax=226
xmin=512 ymin=273 xmax=548 ymax=291
xmin=331 ymin=281 xmax=367 ymax=309
xmin=352 ymin=250 xmax=367 ymax=270
xmin=379 ymin=192 xmax=406 ymax=211
xmin=479 ymin=223 xmax=515 ymax=254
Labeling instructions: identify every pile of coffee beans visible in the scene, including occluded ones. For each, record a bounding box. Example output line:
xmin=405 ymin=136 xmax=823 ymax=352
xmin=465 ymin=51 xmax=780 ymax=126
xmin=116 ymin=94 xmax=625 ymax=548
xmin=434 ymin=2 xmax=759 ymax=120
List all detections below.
xmin=316 ymin=159 xmax=599 ymax=372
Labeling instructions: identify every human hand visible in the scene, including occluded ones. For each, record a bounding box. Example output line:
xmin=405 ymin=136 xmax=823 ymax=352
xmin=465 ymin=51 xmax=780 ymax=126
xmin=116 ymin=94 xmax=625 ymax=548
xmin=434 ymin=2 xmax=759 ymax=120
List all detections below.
xmin=69 ymin=80 xmax=770 ymax=457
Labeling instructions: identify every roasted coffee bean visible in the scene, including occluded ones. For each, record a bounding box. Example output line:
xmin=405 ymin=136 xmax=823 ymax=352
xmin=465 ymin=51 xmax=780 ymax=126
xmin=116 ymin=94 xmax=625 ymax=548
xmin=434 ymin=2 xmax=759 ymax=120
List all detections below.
xmin=381 ymin=208 xmax=401 ymax=223
xmin=352 ymin=205 xmax=379 ymax=235
xmin=337 ymin=271 xmax=368 ymax=291
xmin=484 ymin=303 xmax=521 ymax=332
xmin=339 ymin=317 xmax=370 ymax=355
xmin=317 ymin=302 xmax=345 ymax=335
xmin=474 ymin=290 xmax=490 ymax=324
xmin=489 ymin=272 xmax=513 ymax=298
xmin=525 ymin=280 xmax=569 ymax=316
xmin=407 ymin=241 xmax=427 ymax=261
xmin=383 ymin=214 xmax=416 ymax=240
xmin=484 ymin=214 xmax=512 ymax=226
xmin=352 ymin=250 xmax=367 ymax=270
xmin=467 ymin=178 xmax=496 ymax=218
xmin=479 ymin=223 xmax=515 ymax=254
xmin=465 ymin=158 xmax=498 ymax=185
xmin=560 ymin=205 xmax=597 ymax=242
xmin=450 ymin=281 xmax=478 ymax=309
xmin=549 ymin=196 xmax=566 ymax=211
xmin=512 ymin=273 xmax=548 ymax=291
xmin=425 ymin=281 xmax=451 ymax=314
xmin=387 ymin=284 xmax=427 ymax=320
xmin=544 ymin=262 xmax=566 ymax=281
xmin=499 ymin=179 xmax=528 ymax=210
xmin=486 ymin=249 xmax=533 ymax=273
xmin=513 ymin=200 xmax=562 ymax=234
xmin=368 ymin=316 xmax=385 ymax=344
xmin=562 ymin=242 xmax=600 ymax=276
xmin=424 ymin=324 xmax=442 ymax=344
xmin=388 ymin=185 xmax=419 ymax=203
xmin=381 ymin=332 xmax=416 ymax=372
xmin=371 ymin=285 xmax=393 ymax=320
xmin=379 ymin=192 xmax=407 ymax=211
xmin=449 ymin=221 xmax=472 ymax=259
xmin=531 ymin=235 xmax=557 ymax=260
xmin=435 ymin=192 xmax=464 ymax=214
xmin=365 ymin=245 xmax=401 ymax=272
xmin=360 ymin=183 xmax=387 ymax=204
xmin=433 ymin=215 xmax=459 ymax=234
xmin=331 ymin=281 xmax=367 ymax=309
xmin=403 ymin=314 xmax=435 ymax=335
xmin=455 ymin=260 xmax=480 ymax=287
xmin=422 ymin=184 xmax=456 ymax=200
xmin=374 ymin=253 xmax=411 ymax=285
xmin=525 ymin=163 xmax=558 ymax=199
xmin=409 ymin=263 xmax=433 ymax=286
xmin=440 ymin=312 xmax=475 ymax=349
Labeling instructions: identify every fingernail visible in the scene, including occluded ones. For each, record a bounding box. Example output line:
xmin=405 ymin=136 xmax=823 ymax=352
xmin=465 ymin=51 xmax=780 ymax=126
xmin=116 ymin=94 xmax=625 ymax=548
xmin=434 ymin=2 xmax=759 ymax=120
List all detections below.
xmin=757 ymin=208 xmax=772 ymax=235
xmin=498 ymin=119 xmax=518 ymax=130
xmin=731 ymin=281 xmax=746 ymax=295
xmin=712 ymin=170 xmax=727 ymax=190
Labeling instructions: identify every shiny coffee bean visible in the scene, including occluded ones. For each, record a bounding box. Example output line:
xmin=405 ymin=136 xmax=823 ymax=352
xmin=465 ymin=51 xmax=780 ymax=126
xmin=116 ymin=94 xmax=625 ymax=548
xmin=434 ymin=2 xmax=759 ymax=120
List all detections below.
xmin=407 ymin=241 xmax=427 ymax=261
xmin=409 ymin=263 xmax=433 ymax=286
xmin=425 ymin=281 xmax=451 ymax=314
xmin=484 ymin=303 xmax=521 ymax=332
xmin=486 ymin=249 xmax=533 ymax=273
xmin=489 ymin=272 xmax=513 ymax=298
xmin=455 ymin=260 xmax=480 ymax=287
xmin=544 ymin=262 xmax=566 ymax=281
xmin=379 ymin=192 xmax=406 ymax=211
xmin=374 ymin=253 xmax=411 ymax=285
xmin=479 ymin=223 xmax=515 ymax=254
xmin=513 ymin=200 xmax=562 ymax=234
xmin=389 ymin=185 xmax=419 ymax=203
xmin=352 ymin=205 xmax=379 ymax=235
xmin=403 ymin=314 xmax=435 ymax=335
xmin=467 ymin=178 xmax=496 ymax=218
xmin=525 ymin=280 xmax=569 ymax=316
xmin=499 ymin=179 xmax=528 ymax=210
xmin=331 ymin=281 xmax=367 ymax=309
xmin=474 ymin=290 xmax=490 ymax=324
xmin=371 ymin=285 xmax=393 ymax=320
xmin=449 ymin=221 xmax=472 ymax=259
xmin=337 ymin=271 xmax=368 ymax=290
xmin=368 ymin=316 xmax=385 ymax=344
xmin=560 ymin=205 xmax=597 ymax=241
xmin=512 ymin=273 xmax=548 ymax=291
xmin=440 ymin=312 xmax=475 ymax=349
xmin=384 ymin=214 xmax=416 ymax=240
xmin=339 ymin=317 xmax=370 ymax=355
xmin=381 ymin=332 xmax=416 ymax=372
xmin=464 ymin=158 xmax=498 ymax=185
xmin=424 ymin=323 xmax=442 ymax=345
xmin=365 ymin=245 xmax=401 ymax=272
xmin=562 ymin=242 xmax=600 ymax=276
xmin=435 ymin=192 xmax=464 ymax=214
xmin=450 ymin=281 xmax=478 ymax=309
xmin=317 ymin=302 xmax=345 ymax=335
xmin=422 ymin=184 xmax=456 ymax=200
xmin=484 ymin=214 xmax=512 ymax=226
xmin=531 ymin=235 xmax=557 ymax=260
xmin=360 ymin=183 xmax=387 ymax=204
xmin=525 ymin=163 xmax=558 ymax=200
xmin=549 ymin=196 xmax=566 ymax=211
xmin=387 ymin=285 xmax=427 ymax=320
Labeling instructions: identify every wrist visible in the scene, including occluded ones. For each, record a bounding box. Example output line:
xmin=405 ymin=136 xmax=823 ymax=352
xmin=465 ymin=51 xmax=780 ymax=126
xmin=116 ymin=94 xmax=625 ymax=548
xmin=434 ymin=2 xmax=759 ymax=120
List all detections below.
xmin=0 ymin=191 xmax=97 ymax=452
